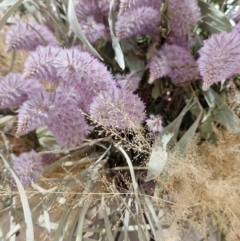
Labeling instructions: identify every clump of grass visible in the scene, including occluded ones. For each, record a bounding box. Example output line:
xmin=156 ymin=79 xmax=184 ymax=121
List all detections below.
xmin=155 ymin=131 xmax=240 ymax=240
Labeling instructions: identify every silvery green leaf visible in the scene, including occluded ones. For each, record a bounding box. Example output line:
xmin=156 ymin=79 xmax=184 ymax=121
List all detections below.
xmin=203 ymin=88 xmax=240 ymax=134
xmin=0 ymin=0 xmax=24 ymax=7
xmin=178 ymin=110 xmax=203 ymax=152
xmin=151 ymin=81 xmax=161 ymax=100
xmin=120 ymin=39 xmax=145 ymax=75
xmin=67 ymin=0 xmax=102 ymax=59
xmin=108 ymin=0 xmax=125 ymax=69
xmin=1 ymin=153 xmax=34 ymax=241
xmin=146 ymin=133 xmax=173 ymax=181
xmin=198 ymin=0 xmax=232 ymax=33
xmin=161 ymin=99 xmax=195 ymax=141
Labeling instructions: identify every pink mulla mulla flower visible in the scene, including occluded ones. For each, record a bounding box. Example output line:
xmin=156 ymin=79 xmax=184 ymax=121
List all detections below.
xmin=53 ymin=47 xmax=115 ymax=93
xmin=80 ymin=16 xmax=109 ymax=43
xmin=146 ymin=114 xmax=163 ymax=133
xmin=198 ymin=31 xmax=240 ymax=90
xmin=5 ymin=21 xmax=58 ymax=52
xmin=53 ymin=47 xmax=94 ymax=79
xmin=89 ymin=86 xmax=145 ymax=129
xmin=75 ymin=0 xmax=109 ymax=43
xmin=23 ymin=45 xmax=61 ymax=85
xmin=115 ymin=71 xmax=141 ymax=91
xmin=10 ymin=150 xmax=43 ymax=187
xmin=169 ymin=0 xmax=201 ymax=43
xmin=118 ymin=0 xmax=161 ymax=15
xmin=46 ymin=99 xmax=89 ymax=148
xmin=57 ymin=79 xmax=90 ymax=112
xmin=15 ymin=91 xmax=58 ymax=138
xmin=0 ymin=73 xmax=43 ymax=109
xmin=148 ymin=43 xmax=198 ymax=84
xmin=115 ymin=6 xmax=161 ymax=40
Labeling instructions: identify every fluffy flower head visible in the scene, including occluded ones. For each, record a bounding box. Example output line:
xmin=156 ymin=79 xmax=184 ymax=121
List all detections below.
xmin=115 ymin=6 xmax=161 ymax=40
xmin=169 ymin=0 xmax=201 ymax=40
xmin=11 ymin=150 xmax=43 ymax=186
xmin=16 ymin=91 xmax=58 ymax=137
xmin=90 ymin=86 xmax=145 ymax=129
xmin=5 ymin=21 xmax=57 ymax=52
xmin=148 ymin=44 xmax=198 ymax=84
xmin=0 ymin=73 xmax=43 ymax=108
xmin=23 ymin=45 xmax=61 ymax=84
xmin=198 ymin=31 xmax=240 ymax=90
xmin=116 ymin=71 xmax=141 ymax=91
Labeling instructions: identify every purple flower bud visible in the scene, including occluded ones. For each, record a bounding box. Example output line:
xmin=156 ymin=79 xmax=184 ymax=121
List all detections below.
xmin=115 ymin=6 xmax=161 ymax=40
xmin=0 ymin=73 xmax=43 ymax=108
xmin=148 ymin=44 xmax=198 ymax=84
xmin=16 ymin=91 xmax=58 ymax=137
xmin=80 ymin=15 xmax=109 ymax=43
xmin=198 ymin=31 xmax=240 ymax=90
xmin=5 ymin=21 xmax=58 ymax=52
xmin=90 ymin=86 xmax=145 ymax=129
xmin=46 ymin=99 xmax=89 ymax=148
xmin=11 ymin=150 xmax=43 ymax=187
xmin=169 ymin=0 xmax=201 ymax=41
xmin=116 ymin=71 xmax=141 ymax=91
xmin=23 ymin=45 xmax=61 ymax=85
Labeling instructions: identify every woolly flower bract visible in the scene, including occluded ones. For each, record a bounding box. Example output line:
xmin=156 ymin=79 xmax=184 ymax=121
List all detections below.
xmin=198 ymin=31 xmax=240 ymax=90
xmin=90 ymin=86 xmax=145 ymax=129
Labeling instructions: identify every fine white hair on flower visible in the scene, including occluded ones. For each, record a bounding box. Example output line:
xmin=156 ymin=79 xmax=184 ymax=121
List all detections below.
xmin=89 ymin=86 xmax=146 ymax=129
xmin=146 ymin=114 xmax=163 ymax=133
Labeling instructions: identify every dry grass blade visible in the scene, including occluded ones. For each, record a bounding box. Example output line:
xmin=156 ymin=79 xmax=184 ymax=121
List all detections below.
xmin=0 ymin=0 xmax=24 ymax=31
xmin=67 ymin=0 xmax=102 ymax=59
xmin=101 ymin=196 xmax=114 ymax=241
xmin=0 ymin=153 xmax=34 ymax=241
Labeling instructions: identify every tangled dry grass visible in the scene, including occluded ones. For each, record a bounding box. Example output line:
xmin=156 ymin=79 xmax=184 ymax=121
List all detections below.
xmin=155 ymin=130 xmax=240 ymax=240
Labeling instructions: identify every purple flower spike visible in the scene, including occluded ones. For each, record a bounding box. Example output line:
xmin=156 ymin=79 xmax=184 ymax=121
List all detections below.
xmin=81 ymin=16 xmax=109 ymax=43
xmin=11 ymin=150 xmax=43 ymax=187
xmin=0 ymin=73 xmax=43 ymax=109
xmin=23 ymin=45 xmax=61 ymax=84
xmin=148 ymin=44 xmax=198 ymax=84
xmin=53 ymin=47 xmax=115 ymax=96
xmin=47 ymin=100 xmax=89 ymax=148
xmin=148 ymin=54 xmax=170 ymax=84
xmin=90 ymin=86 xmax=145 ymax=129
xmin=198 ymin=31 xmax=240 ymax=90
xmin=146 ymin=114 xmax=163 ymax=133
xmin=116 ymin=71 xmax=141 ymax=91
xmin=16 ymin=91 xmax=58 ymax=137
xmin=5 ymin=21 xmax=58 ymax=52
xmin=169 ymin=0 xmax=201 ymax=40
xmin=53 ymin=47 xmax=95 ymax=79
xmin=115 ymin=6 xmax=161 ymax=40
xmin=118 ymin=0 xmax=161 ymax=15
